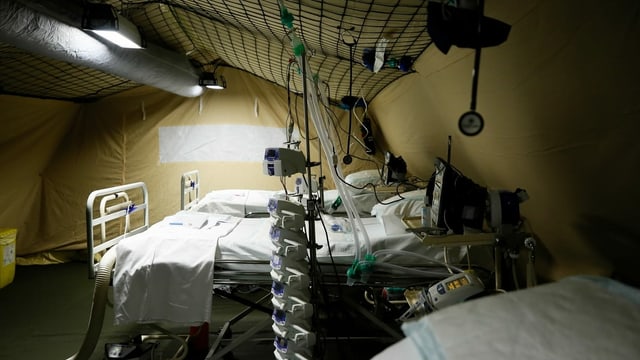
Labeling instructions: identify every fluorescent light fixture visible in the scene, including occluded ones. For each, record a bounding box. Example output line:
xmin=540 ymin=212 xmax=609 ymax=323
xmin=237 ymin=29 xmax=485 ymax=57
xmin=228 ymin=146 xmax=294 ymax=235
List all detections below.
xmin=82 ymin=3 xmax=143 ymax=49
xmin=199 ymin=72 xmax=226 ymax=90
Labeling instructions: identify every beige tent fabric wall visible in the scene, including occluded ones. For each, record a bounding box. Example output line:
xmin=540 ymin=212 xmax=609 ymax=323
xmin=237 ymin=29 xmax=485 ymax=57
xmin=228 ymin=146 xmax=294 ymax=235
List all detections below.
xmin=7 ymin=68 xmax=366 ymax=255
xmin=54 ymin=68 xmax=320 ymax=253
xmin=0 ymin=95 xmax=79 ymax=255
xmin=370 ymin=0 xmax=640 ymax=284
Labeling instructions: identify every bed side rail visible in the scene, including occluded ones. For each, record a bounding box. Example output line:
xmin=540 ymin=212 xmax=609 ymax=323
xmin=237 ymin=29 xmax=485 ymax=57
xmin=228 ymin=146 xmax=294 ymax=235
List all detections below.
xmin=85 ymin=182 xmax=149 ymax=278
xmin=181 ymin=170 xmax=200 ymax=211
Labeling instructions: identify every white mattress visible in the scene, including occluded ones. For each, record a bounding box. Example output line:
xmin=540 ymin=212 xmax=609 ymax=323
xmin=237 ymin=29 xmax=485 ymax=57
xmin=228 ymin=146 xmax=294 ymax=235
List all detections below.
xmin=373 ymin=275 xmax=640 ymax=360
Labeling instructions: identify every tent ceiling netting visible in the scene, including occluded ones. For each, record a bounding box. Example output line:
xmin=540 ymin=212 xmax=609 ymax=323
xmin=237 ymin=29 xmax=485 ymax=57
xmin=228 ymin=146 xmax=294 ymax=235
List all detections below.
xmin=0 ymin=0 xmax=432 ymax=103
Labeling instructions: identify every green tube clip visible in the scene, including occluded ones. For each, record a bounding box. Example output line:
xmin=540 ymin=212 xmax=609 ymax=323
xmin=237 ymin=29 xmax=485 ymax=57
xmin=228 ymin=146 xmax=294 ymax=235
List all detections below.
xmin=279 ymin=3 xmax=294 ymax=29
xmin=291 ymin=34 xmax=305 ymax=56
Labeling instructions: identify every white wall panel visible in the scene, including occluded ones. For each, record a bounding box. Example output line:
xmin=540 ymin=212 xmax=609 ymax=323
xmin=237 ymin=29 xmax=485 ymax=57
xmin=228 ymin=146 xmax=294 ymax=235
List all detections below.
xmin=159 ymin=125 xmax=292 ymax=163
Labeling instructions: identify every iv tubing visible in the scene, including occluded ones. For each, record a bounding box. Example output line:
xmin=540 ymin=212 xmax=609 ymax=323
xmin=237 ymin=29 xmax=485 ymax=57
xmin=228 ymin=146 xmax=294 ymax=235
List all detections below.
xmin=372 ymin=249 xmax=465 ymax=274
xmin=281 ymin=0 xmax=371 ymax=261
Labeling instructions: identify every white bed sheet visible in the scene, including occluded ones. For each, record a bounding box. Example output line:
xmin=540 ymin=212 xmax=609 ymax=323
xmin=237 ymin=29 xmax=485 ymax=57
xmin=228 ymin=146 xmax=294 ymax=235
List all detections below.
xmin=373 ymin=275 xmax=640 ymax=360
xmin=113 ymin=213 xmax=241 ymax=325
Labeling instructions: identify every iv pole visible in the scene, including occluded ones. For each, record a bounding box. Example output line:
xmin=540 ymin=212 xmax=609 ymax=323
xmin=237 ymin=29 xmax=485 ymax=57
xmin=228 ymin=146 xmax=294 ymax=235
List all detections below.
xmin=300 ymin=41 xmax=320 ymax=317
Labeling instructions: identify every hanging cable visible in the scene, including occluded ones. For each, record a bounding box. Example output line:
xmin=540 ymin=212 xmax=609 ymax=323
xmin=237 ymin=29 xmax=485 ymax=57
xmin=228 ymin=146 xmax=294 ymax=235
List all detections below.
xmin=341 ymin=28 xmax=357 ymax=165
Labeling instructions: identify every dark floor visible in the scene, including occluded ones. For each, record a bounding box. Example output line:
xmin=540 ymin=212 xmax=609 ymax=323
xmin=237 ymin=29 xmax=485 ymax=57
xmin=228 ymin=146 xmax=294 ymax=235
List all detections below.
xmin=0 ymin=262 xmax=397 ymax=360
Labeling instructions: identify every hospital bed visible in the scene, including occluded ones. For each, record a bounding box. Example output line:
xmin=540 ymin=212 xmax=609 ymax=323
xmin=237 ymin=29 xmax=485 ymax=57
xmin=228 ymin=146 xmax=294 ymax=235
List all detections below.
xmin=77 ymin=181 xmax=496 ymax=359
xmin=372 ymin=275 xmax=640 ymax=360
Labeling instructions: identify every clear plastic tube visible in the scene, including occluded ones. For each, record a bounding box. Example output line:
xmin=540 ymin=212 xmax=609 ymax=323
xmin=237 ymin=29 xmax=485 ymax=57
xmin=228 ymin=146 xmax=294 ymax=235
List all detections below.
xmin=372 ymin=261 xmax=451 ymax=278
xmin=295 ymin=53 xmax=372 ymax=261
xmin=372 ymin=249 xmax=465 ymax=274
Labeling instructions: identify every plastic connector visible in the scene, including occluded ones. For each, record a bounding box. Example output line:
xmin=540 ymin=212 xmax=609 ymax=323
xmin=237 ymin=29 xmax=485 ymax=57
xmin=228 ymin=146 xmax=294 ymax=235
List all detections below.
xmin=386 ymin=58 xmax=398 ymax=68
xmin=291 ymin=34 xmax=305 ymax=57
xmin=279 ymin=2 xmax=294 ymax=29
xmin=346 ymin=259 xmax=359 ymax=286
xmin=278 ymin=2 xmax=303 ymax=56
xmin=359 ymin=254 xmax=376 ymax=283
xmin=361 ymin=254 xmax=376 ymax=272
xmin=328 ymin=196 xmax=342 ymax=214
xmin=345 ymin=254 xmax=376 ymax=285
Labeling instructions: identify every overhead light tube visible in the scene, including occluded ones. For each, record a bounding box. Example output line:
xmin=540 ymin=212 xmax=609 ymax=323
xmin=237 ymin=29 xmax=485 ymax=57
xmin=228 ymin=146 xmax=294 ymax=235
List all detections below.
xmin=82 ymin=3 xmax=143 ymax=49
xmin=199 ymin=72 xmax=226 ymax=90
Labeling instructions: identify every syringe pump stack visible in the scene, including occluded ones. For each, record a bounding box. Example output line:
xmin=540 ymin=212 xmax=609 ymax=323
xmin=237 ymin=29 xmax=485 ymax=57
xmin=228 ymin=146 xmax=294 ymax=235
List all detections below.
xmin=268 ymin=198 xmax=314 ymax=358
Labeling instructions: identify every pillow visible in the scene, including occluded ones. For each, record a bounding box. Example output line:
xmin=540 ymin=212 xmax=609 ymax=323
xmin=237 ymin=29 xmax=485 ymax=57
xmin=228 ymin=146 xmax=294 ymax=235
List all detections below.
xmin=344 ymin=169 xmax=382 ymax=194
xmin=370 ymin=189 xmax=425 ymax=218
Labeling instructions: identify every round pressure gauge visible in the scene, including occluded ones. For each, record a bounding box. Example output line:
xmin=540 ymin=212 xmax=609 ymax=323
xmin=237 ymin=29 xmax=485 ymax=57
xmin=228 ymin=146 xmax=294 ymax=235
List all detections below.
xmin=458 ymin=111 xmax=484 ymax=136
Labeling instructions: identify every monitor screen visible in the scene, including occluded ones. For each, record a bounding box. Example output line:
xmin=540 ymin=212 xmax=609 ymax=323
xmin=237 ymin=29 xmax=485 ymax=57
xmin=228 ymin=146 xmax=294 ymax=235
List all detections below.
xmin=383 ymin=151 xmax=407 ymax=185
xmin=426 ymin=157 xmax=487 ymax=234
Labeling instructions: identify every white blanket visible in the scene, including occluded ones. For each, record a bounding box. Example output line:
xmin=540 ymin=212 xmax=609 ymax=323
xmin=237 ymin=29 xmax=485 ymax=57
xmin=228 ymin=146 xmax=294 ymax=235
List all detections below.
xmin=113 ymin=213 xmax=241 ymax=325
xmin=373 ymin=275 xmax=640 ymax=360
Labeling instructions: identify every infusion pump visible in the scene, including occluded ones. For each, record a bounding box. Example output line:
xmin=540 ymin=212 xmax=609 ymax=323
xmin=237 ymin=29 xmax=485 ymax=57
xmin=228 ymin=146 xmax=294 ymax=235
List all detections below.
xmin=399 ymin=271 xmax=486 ymax=321
xmin=263 ymin=147 xmax=306 ymax=177
xmin=427 ymin=272 xmax=485 ymax=310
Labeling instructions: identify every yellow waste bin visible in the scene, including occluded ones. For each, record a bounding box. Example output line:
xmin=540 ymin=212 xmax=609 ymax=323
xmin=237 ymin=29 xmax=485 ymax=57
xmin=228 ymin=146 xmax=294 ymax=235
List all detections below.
xmin=0 ymin=228 xmax=17 ymax=289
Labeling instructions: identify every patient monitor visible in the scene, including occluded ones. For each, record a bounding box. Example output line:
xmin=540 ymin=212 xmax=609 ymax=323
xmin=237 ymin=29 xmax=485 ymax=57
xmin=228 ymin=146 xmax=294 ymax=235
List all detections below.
xmin=263 ymin=147 xmax=306 ymax=176
xmin=426 ymin=157 xmax=527 ymax=234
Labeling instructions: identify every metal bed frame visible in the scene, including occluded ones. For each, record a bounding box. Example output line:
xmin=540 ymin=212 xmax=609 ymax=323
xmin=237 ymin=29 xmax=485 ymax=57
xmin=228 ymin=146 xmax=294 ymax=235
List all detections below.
xmin=180 ymin=170 xmax=200 ymax=211
xmin=85 ymin=181 xmax=149 ymax=279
